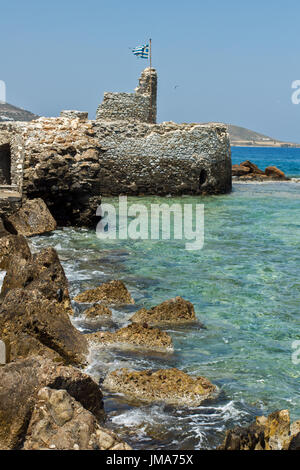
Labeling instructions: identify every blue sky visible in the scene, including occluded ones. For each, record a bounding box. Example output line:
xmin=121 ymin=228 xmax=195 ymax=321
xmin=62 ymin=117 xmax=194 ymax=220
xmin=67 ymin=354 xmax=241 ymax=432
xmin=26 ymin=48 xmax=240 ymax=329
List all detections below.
xmin=1 ymin=0 xmax=300 ymax=142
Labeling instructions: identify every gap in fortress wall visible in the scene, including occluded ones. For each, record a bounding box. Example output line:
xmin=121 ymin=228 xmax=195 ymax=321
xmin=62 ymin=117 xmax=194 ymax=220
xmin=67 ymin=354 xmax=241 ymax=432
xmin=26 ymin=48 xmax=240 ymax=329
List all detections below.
xmin=0 ymin=68 xmax=232 ymax=226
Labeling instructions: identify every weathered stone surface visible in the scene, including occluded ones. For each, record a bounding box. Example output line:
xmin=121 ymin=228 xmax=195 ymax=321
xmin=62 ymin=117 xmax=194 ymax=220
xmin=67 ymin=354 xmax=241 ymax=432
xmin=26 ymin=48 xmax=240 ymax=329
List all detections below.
xmin=88 ymin=323 xmax=173 ymax=352
xmin=7 ymin=198 xmax=57 ymax=236
xmin=240 ymin=160 xmax=265 ymax=175
xmin=85 ymin=304 xmax=112 ymax=318
xmin=265 ymin=166 xmax=286 ymax=179
xmin=0 ymin=121 xmax=26 ymax=191
xmin=97 ymin=68 xmax=157 ymax=124
xmin=0 ymin=217 xmax=10 ymax=237
xmin=0 ymin=234 xmax=31 ymax=270
xmin=74 ymin=280 xmax=134 ymax=305
xmin=103 ymin=368 xmax=217 ymax=406
xmin=1 ymin=246 xmax=71 ymax=311
xmin=23 ymin=387 xmax=131 ymax=450
xmin=220 ymin=410 xmax=300 ymax=450
xmin=0 ymin=340 xmax=6 ymax=364
xmin=95 ymin=120 xmax=232 ymax=196
xmin=20 ymin=117 xmax=103 ymax=227
xmin=0 ymin=289 xmax=88 ymax=365
xmin=130 ymin=296 xmax=198 ymax=326
xmin=0 ymin=356 xmax=105 ymax=450
xmin=232 ymin=164 xmax=251 ymax=177
xmin=289 ymin=421 xmax=300 ymax=450
xmin=60 ymin=110 xmax=88 ymax=121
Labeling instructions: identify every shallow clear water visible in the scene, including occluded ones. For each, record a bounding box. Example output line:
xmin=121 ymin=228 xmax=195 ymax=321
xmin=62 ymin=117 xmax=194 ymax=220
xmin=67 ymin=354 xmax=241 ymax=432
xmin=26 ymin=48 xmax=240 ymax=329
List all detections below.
xmin=29 ymin=148 xmax=300 ymax=450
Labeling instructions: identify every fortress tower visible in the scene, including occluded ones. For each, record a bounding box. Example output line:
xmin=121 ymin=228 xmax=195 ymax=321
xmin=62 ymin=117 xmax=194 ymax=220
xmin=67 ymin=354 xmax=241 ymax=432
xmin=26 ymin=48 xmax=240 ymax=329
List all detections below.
xmin=96 ymin=68 xmax=157 ymax=124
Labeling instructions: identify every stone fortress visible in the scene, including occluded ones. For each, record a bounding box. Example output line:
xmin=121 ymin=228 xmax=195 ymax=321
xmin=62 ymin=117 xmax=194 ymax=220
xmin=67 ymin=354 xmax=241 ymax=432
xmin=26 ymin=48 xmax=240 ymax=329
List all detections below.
xmin=0 ymin=68 xmax=232 ymax=226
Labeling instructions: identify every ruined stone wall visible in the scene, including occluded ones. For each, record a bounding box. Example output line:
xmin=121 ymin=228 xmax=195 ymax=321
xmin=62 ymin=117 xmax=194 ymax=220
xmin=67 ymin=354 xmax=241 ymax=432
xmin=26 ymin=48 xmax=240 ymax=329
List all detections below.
xmin=96 ymin=92 xmax=151 ymax=123
xmin=135 ymin=67 xmax=157 ymax=123
xmin=96 ymin=68 xmax=157 ymax=124
xmin=0 ymin=122 xmax=25 ymax=189
xmin=19 ymin=117 xmax=103 ymax=226
xmin=0 ymin=115 xmax=231 ymax=226
xmin=95 ymin=121 xmax=232 ymax=196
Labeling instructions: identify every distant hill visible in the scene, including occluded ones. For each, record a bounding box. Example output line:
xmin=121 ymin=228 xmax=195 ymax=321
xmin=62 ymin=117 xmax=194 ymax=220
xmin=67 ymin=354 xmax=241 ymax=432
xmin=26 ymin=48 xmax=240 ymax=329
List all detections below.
xmin=225 ymin=124 xmax=299 ymax=148
xmin=0 ymin=102 xmax=38 ymax=122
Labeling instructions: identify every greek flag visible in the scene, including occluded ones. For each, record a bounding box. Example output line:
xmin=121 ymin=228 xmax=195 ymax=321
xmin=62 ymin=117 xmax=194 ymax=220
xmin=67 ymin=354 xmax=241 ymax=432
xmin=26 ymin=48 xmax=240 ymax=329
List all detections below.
xmin=132 ymin=44 xmax=149 ymax=59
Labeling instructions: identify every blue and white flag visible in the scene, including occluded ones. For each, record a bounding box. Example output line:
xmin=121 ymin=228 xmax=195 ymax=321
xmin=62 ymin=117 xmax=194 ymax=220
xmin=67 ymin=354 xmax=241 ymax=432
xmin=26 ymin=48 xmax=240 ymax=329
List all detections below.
xmin=132 ymin=44 xmax=149 ymax=59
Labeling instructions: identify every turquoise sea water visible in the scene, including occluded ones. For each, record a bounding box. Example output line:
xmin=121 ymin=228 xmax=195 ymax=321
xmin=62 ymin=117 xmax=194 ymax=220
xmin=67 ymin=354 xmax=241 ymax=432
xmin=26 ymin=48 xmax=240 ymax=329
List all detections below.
xmin=30 ymin=147 xmax=300 ymax=449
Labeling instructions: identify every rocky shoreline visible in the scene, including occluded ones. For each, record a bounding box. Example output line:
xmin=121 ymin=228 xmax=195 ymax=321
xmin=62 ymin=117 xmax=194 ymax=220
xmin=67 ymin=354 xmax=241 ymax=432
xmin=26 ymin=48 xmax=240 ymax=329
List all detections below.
xmin=0 ymin=198 xmax=299 ymax=450
xmin=232 ymin=160 xmax=289 ymax=181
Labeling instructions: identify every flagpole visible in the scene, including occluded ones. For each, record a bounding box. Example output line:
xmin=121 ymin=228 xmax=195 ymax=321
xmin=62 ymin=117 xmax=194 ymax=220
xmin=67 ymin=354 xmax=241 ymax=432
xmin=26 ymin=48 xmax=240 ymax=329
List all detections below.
xmin=149 ymin=38 xmax=152 ymax=123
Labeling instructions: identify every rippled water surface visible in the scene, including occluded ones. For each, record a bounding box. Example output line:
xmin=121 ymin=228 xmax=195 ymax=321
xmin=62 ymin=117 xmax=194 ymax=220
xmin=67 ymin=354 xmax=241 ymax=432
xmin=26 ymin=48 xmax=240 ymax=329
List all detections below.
xmin=29 ymin=148 xmax=300 ymax=449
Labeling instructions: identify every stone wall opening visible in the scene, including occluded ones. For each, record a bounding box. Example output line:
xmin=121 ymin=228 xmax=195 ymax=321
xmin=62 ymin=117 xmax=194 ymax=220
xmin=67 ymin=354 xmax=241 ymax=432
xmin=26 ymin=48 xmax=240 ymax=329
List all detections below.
xmin=0 ymin=143 xmax=11 ymax=185
xmin=199 ymin=169 xmax=207 ymax=188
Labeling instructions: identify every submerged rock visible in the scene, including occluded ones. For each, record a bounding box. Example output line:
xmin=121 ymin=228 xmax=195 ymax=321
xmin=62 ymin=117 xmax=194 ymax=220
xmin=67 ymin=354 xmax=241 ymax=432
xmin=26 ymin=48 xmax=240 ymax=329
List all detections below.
xmin=88 ymin=323 xmax=173 ymax=352
xmin=130 ymin=296 xmax=198 ymax=326
xmin=74 ymin=280 xmax=134 ymax=305
xmin=7 ymin=198 xmax=57 ymax=236
xmin=0 ymin=288 xmax=88 ymax=365
xmin=1 ymin=246 xmax=72 ymax=311
xmin=85 ymin=304 xmax=112 ymax=318
xmin=0 ymin=234 xmax=31 ymax=270
xmin=220 ymin=410 xmax=300 ymax=450
xmin=0 ymin=356 xmax=105 ymax=450
xmin=23 ymin=387 xmax=131 ymax=450
xmin=103 ymin=368 xmax=217 ymax=406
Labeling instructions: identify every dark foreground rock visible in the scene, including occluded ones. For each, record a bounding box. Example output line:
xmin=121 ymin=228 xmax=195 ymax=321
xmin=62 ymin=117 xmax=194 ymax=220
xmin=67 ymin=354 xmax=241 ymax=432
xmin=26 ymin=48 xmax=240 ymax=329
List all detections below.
xmin=130 ymin=296 xmax=198 ymax=326
xmin=232 ymin=160 xmax=288 ymax=181
xmin=0 ymin=234 xmax=31 ymax=270
xmin=0 ymin=217 xmax=10 ymax=237
xmin=23 ymin=387 xmax=131 ymax=450
xmin=220 ymin=410 xmax=300 ymax=450
xmin=103 ymin=368 xmax=217 ymax=406
xmin=7 ymin=198 xmax=57 ymax=236
xmin=1 ymin=246 xmax=72 ymax=311
xmin=88 ymin=323 xmax=173 ymax=352
xmin=0 ymin=289 xmax=88 ymax=365
xmin=74 ymin=280 xmax=134 ymax=305
xmin=0 ymin=356 xmax=105 ymax=450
